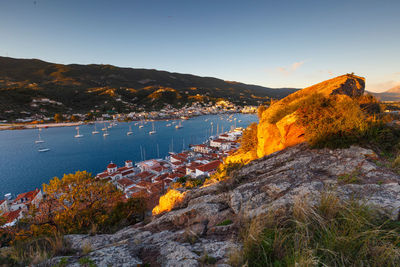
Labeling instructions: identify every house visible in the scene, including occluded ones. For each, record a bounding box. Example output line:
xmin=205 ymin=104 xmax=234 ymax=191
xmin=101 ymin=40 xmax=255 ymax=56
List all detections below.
xmin=96 ymin=160 xmax=135 ymax=181
xmin=210 ymin=139 xmax=232 ymax=151
xmin=194 ymin=160 xmax=222 ymax=178
xmin=192 ymin=144 xmax=213 ymax=154
xmin=10 ymin=188 xmax=43 ymax=211
xmin=0 ymin=200 xmax=8 ymax=214
xmin=137 ymin=159 xmax=161 ymax=172
xmin=116 ymin=178 xmax=135 ymax=192
xmin=1 ymin=209 xmax=24 ymax=227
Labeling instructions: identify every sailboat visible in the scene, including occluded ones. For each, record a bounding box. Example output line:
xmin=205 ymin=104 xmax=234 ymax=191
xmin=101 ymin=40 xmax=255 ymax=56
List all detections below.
xmin=101 ymin=123 xmax=107 ymax=131
xmin=103 ymin=128 xmax=109 ymax=137
xmin=139 ymin=120 xmax=144 ymax=128
xmin=127 ymin=125 xmax=133 ymax=135
xmin=175 ymin=121 xmax=183 ymax=129
xmin=74 ymin=126 xmax=83 ymax=138
xmin=35 ymin=128 xmax=44 ymax=144
xmin=92 ymin=124 xmax=99 ymax=134
xmin=149 ymin=122 xmax=156 ymax=135
xmin=38 ymin=142 xmax=50 ymax=152
xmin=166 ymin=123 xmax=171 ymax=127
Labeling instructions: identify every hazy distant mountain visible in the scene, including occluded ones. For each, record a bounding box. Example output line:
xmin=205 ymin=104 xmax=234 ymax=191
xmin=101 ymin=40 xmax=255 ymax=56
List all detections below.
xmin=369 ymin=85 xmax=400 ymax=101
xmin=0 ymin=56 xmax=298 ymax=120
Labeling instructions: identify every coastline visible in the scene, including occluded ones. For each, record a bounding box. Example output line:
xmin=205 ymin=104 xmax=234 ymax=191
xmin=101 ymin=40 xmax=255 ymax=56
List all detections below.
xmin=0 ymin=111 xmax=255 ymax=131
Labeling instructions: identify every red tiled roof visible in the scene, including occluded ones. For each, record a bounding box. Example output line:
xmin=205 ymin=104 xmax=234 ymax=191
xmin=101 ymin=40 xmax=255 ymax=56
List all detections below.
xmin=135 ymin=171 xmax=155 ymax=180
xmin=196 ymin=160 xmax=222 ymax=172
xmin=121 ymin=170 xmax=134 ymax=176
xmin=0 ymin=199 xmax=5 ymax=205
xmin=107 ymin=163 xmax=117 ymax=168
xmin=14 ymin=189 xmax=40 ymax=203
xmin=3 ymin=209 xmax=22 ymax=224
xmin=117 ymin=178 xmax=135 ymax=188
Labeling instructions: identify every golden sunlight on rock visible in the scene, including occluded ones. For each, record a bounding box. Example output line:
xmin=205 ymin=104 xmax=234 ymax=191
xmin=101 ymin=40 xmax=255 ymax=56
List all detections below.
xmin=152 ymin=189 xmax=186 ymax=215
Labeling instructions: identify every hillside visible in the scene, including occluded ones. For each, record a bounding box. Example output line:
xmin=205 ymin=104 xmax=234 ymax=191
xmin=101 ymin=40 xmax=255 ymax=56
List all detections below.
xmin=31 ymin=74 xmax=400 ymax=266
xmin=0 ymin=56 xmax=298 ymax=120
xmin=42 ymin=145 xmax=400 ymax=266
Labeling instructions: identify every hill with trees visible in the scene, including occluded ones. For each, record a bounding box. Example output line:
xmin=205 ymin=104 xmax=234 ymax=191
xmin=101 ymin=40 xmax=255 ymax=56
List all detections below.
xmin=0 ymin=56 xmax=298 ymax=121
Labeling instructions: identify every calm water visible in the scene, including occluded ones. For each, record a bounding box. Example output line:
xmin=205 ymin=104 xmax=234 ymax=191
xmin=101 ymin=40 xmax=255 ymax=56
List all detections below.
xmin=0 ymin=113 xmax=257 ymax=197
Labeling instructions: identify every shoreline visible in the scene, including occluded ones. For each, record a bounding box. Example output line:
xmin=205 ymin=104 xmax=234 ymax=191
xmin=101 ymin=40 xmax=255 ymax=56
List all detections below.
xmin=0 ymin=111 xmax=255 ymax=131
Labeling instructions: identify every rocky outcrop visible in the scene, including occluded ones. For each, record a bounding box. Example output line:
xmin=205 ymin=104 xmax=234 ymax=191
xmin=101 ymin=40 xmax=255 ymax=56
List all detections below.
xmin=43 ymin=144 xmax=400 ymax=266
xmin=256 ymin=74 xmax=365 ymax=158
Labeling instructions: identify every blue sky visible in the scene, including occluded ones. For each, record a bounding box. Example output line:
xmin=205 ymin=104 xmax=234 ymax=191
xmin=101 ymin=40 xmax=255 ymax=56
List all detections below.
xmin=0 ymin=0 xmax=399 ymax=92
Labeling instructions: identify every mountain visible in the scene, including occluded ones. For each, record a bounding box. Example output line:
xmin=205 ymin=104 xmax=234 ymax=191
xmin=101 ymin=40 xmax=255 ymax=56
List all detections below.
xmin=369 ymin=85 xmax=400 ymax=101
xmin=0 ymin=56 xmax=298 ymax=120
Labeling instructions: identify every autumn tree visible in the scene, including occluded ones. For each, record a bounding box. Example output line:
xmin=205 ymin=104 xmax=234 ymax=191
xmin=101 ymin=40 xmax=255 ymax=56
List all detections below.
xmin=69 ymin=115 xmax=79 ymax=122
xmin=34 ymin=171 xmax=125 ymax=233
xmin=54 ymin=113 xmax=63 ymax=123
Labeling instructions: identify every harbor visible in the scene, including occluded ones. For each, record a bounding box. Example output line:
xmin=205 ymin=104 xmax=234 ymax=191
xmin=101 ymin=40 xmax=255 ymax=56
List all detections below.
xmin=0 ymin=113 xmax=257 ymax=197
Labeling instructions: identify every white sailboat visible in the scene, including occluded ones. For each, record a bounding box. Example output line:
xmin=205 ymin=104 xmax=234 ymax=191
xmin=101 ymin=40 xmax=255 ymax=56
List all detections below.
xmin=139 ymin=120 xmax=144 ymax=128
xmin=74 ymin=126 xmax=83 ymax=138
xmin=101 ymin=123 xmax=107 ymax=131
xmin=35 ymin=128 xmax=45 ymax=144
xmin=38 ymin=147 xmax=50 ymax=152
xmin=127 ymin=125 xmax=133 ymax=135
xmin=103 ymin=128 xmax=109 ymax=137
xmin=149 ymin=122 xmax=156 ymax=135
xmin=38 ymin=142 xmax=50 ymax=152
xmin=92 ymin=124 xmax=99 ymax=134
xmin=166 ymin=123 xmax=171 ymax=127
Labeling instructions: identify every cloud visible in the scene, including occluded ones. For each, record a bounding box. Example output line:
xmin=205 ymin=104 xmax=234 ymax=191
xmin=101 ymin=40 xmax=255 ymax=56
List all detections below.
xmin=277 ymin=61 xmax=305 ymax=75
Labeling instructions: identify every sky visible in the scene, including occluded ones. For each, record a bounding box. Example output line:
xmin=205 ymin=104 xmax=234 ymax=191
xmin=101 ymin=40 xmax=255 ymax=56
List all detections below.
xmin=0 ymin=0 xmax=399 ymax=92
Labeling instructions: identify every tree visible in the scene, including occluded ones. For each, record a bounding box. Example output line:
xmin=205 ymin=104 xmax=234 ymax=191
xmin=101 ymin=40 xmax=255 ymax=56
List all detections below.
xmin=86 ymin=112 xmax=94 ymax=121
xmin=34 ymin=171 xmax=124 ymax=233
xmin=54 ymin=113 xmax=63 ymax=123
xmin=69 ymin=115 xmax=79 ymax=122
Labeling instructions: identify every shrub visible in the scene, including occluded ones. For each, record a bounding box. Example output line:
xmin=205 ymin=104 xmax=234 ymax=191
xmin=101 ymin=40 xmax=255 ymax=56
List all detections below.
xmin=237 ymin=194 xmax=400 ymax=267
xmin=295 ymin=93 xmax=400 ymax=152
xmin=240 ymin=122 xmax=258 ymax=153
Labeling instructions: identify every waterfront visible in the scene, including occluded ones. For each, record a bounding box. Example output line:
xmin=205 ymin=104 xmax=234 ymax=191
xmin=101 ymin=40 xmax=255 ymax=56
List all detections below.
xmin=0 ymin=113 xmax=257 ymax=196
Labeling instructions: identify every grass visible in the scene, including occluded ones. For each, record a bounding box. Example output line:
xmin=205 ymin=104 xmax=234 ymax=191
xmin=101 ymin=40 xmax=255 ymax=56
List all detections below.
xmin=216 ymin=219 xmax=233 ymax=226
xmin=234 ymin=193 xmax=400 ymax=267
xmin=199 ymin=252 xmax=217 ymax=265
xmin=337 ymin=168 xmax=362 ymax=184
xmin=78 ymin=257 xmax=97 ymax=267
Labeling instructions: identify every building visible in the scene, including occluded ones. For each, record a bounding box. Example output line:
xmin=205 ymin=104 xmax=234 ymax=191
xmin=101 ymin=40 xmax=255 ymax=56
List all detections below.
xmin=10 ymin=188 xmax=43 ymax=211
xmin=96 ymin=160 xmax=135 ymax=181
xmin=194 ymin=160 xmax=222 ymax=178
xmin=192 ymin=144 xmax=213 ymax=154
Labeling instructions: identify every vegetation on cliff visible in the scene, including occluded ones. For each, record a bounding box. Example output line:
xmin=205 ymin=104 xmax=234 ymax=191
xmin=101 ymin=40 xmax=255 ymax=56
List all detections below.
xmin=0 ymin=171 xmax=146 ymax=265
xmin=236 ymin=193 xmax=400 ymax=267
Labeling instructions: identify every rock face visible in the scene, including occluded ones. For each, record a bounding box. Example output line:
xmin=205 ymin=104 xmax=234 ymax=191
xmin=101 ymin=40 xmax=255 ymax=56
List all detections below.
xmin=256 ymin=74 xmax=365 ymax=158
xmin=42 ymin=144 xmax=400 ymax=266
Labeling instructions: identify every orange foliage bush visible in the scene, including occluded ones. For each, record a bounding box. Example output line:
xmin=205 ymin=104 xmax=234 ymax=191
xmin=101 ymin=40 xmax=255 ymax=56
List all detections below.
xmin=152 ymin=189 xmax=186 ymax=215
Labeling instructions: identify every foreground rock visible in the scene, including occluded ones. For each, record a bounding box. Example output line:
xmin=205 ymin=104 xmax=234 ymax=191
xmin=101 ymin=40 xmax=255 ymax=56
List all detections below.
xmin=42 ymin=144 xmax=400 ymax=266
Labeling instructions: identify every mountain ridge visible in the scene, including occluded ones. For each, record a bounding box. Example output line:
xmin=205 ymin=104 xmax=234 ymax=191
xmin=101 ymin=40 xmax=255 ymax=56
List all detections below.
xmin=0 ymin=56 xmax=298 ymax=120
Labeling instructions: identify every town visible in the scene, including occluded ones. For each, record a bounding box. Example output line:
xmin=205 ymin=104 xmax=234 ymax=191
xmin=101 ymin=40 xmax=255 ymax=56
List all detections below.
xmin=0 ymin=98 xmax=257 ymax=127
xmin=0 ymin=127 xmax=244 ymax=226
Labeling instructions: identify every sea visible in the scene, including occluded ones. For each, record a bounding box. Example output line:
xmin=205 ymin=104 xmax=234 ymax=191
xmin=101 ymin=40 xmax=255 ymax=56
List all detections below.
xmin=0 ymin=113 xmax=257 ymax=197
